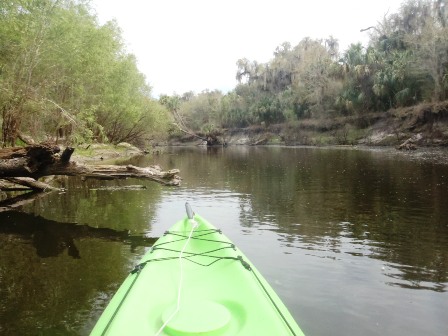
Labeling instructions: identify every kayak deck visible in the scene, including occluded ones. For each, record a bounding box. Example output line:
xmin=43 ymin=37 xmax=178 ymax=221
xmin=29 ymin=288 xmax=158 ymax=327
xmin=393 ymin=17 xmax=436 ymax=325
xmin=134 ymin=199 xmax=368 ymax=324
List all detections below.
xmin=91 ymin=214 xmax=305 ymax=335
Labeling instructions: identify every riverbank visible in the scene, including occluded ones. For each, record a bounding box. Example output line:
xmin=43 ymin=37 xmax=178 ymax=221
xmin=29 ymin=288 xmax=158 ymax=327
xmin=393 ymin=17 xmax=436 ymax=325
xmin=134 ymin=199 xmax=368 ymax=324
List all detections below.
xmin=71 ymin=143 xmax=145 ymax=164
xmin=169 ymin=101 xmax=448 ymax=148
xmin=67 ymin=102 xmax=448 ymax=159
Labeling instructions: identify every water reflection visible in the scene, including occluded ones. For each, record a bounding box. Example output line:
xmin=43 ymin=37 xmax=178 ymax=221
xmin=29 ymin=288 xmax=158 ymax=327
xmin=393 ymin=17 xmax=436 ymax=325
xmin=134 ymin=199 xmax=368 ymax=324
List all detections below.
xmin=0 ymin=176 xmax=165 ymax=335
xmin=21 ymin=176 xmax=164 ymax=233
xmin=0 ymin=211 xmax=157 ymax=258
xmin=1 ymin=146 xmax=447 ymax=336
xmin=143 ymin=147 xmax=448 ymax=295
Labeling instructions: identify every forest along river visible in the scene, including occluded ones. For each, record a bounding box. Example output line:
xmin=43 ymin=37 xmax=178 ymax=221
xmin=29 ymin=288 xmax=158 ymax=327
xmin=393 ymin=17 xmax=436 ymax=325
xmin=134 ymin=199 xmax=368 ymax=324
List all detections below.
xmin=0 ymin=146 xmax=447 ymax=336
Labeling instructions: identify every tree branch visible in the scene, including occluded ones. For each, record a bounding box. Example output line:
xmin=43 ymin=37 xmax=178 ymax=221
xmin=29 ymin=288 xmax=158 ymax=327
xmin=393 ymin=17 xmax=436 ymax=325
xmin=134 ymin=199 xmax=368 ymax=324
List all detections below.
xmin=0 ymin=144 xmax=181 ymax=186
xmin=172 ymin=122 xmax=207 ymax=142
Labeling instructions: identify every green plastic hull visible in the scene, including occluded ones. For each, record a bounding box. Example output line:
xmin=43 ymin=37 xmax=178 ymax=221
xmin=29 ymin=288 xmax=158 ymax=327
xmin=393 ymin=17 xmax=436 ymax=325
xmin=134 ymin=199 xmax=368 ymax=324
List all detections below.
xmin=91 ymin=214 xmax=305 ymax=335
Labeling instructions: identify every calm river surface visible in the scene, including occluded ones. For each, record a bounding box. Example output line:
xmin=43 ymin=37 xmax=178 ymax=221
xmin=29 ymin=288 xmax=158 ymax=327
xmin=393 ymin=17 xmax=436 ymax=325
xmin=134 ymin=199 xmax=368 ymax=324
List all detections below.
xmin=1 ymin=146 xmax=447 ymax=335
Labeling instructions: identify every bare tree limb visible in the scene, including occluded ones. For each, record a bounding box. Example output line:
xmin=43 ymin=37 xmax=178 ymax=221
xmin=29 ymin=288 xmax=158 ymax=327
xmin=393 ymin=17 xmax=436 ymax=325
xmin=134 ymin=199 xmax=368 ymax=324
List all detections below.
xmin=360 ymin=26 xmax=377 ymax=32
xmin=44 ymin=163 xmax=181 ymax=186
xmin=172 ymin=122 xmax=207 ymax=142
xmin=3 ymin=177 xmax=59 ymax=191
xmin=0 ymin=144 xmax=181 ymax=186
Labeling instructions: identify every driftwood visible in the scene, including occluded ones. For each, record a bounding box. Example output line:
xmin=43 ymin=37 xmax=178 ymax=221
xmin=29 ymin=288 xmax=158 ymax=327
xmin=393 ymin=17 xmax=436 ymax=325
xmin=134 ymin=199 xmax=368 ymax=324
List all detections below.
xmin=173 ymin=124 xmax=222 ymax=146
xmin=3 ymin=177 xmax=59 ymax=191
xmin=0 ymin=144 xmax=180 ymax=198
xmin=397 ymin=142 xmax=417 ymax=150
xmin=397 ymin=134 xmax=421 ymax=150
xmin=36 ymin=162 xmax=180 ymax=185
xmin=0 ymin=179 xmax=31 ymax=191
xmin=89 ymin=185 xmax=147 ymax=191
xmin=251 ymin=137 xmax=268 ymax=146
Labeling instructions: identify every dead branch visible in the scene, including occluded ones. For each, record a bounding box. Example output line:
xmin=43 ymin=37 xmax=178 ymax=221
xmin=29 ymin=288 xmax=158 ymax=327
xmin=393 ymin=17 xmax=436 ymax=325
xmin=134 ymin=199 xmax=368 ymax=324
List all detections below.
xmin=172 ymin=122 xmax=207 ymax=142
xmin=46 ymin=163 xmax=181 ymax=186
xmin=0 ymin=144 xmax=181 ymax=190
xmin=3 ymin=177 xmax=59 ymax=191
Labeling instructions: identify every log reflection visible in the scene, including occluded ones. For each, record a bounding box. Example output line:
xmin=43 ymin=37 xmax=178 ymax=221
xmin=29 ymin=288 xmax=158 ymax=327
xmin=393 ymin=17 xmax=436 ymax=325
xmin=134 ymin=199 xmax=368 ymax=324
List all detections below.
xmin=0 ymin=211 xmax=157 ymax=258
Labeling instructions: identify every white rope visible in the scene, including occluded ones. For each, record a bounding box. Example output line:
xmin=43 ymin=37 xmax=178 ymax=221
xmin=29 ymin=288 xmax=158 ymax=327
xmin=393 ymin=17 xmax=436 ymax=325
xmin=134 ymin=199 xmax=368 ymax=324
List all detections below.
xmin=154 ymin=219 xmax=198 ymax=336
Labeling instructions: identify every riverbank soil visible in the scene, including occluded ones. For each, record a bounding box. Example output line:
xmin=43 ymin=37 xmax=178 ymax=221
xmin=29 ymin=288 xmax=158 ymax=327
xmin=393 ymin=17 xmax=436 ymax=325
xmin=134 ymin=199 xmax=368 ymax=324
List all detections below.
xmin=169 ymin=101 xmax=448 ymax=148
xmin=71 ymin=142 xmax=144 ymax=164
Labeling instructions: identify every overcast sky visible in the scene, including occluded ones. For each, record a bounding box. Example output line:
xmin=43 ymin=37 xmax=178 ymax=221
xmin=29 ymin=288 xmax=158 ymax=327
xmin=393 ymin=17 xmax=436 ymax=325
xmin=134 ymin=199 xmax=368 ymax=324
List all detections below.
xmin=91 ymin=0 xmax=404 ymax=97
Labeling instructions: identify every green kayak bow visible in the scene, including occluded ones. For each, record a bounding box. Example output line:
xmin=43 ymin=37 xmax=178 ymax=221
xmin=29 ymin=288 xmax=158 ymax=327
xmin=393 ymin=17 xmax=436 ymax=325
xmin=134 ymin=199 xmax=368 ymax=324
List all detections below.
xmin=91 ymin=203 xmax=305 ymax=336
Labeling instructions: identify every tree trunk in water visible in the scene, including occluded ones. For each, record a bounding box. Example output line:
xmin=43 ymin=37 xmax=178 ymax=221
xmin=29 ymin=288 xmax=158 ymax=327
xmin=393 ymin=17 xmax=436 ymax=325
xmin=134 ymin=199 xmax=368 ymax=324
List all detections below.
xmin=0 ymin=144 xmax=181 ymax=193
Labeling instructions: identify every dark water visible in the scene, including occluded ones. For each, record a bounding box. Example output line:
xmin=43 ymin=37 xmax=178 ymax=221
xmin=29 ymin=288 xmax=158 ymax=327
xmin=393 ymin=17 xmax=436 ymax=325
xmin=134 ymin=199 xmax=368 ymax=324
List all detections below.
xmin=1 ymin=146 xmax=447 ymax=335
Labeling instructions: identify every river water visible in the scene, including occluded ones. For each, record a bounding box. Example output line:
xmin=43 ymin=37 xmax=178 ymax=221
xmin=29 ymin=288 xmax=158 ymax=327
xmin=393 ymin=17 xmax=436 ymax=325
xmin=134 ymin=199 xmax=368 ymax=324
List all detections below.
xmin=0 ymin=146 xmax=447 ymax=335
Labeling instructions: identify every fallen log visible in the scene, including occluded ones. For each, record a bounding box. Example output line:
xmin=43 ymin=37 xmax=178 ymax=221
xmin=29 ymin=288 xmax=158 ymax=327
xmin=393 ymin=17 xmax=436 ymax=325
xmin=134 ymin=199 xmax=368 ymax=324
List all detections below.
xmin=171 ymin=121 xmax=222 ymax=146
xmin=89 ymin=185 xmax=147 ymax=191
xmin=251 ymin=137 xmax=268 ymax=146
xmin=3 ymin=177 xmax=59 ymax=191
xmin=0 ymin=144 xmax=63 ymax=177
xmin=397 ymin=142 xmax=417 ymax=150
xmin=46 ymin=163 xmax=181 ymax=186
xmin=0 ymin=144 xmax=181 ymax=187
xmin=0 ymin=179 xmax=31 ymax=191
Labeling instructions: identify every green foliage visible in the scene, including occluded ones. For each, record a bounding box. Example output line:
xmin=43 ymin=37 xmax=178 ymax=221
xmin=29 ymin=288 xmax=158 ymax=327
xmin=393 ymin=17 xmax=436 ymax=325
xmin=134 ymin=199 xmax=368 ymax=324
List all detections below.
xmin=370 ymin=0 xmax=448 ymax=102
xmin=159 ymin=94 xmax=181 ymax=113
xmin=168 ymin=1 xmax=447 ymax=134
xmin=228 ymin=38 xmax=341 ymax=125
xmin=230 ymin=0 xmax=447 ymax=128
xmin=180 ymin=90 xmax=223 ymax=131
xmin=3 ymin=0 xmax=444 ymax=144
xmin=220 ymin=91 xmax=249 ymax=128
xmin=0 ymin=0 xmax=169 ymax=147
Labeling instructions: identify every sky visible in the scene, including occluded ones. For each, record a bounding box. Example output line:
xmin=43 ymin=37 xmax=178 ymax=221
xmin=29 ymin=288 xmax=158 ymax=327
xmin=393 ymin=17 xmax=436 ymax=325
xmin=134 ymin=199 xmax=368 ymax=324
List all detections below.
xmin=91 ymin=0 xmax=404 ymax=97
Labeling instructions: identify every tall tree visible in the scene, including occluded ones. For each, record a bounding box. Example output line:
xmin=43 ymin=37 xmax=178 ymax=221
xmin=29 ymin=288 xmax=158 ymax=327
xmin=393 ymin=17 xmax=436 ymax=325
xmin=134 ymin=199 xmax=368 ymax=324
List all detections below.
xmin=290 ymin=38 xmax=341 ymax=118
xmin=0 ymin=0 xmax=169 ymax=147
xmin=0 ymin=0 xmax=57 ymax=145
xmin=373 ymin=0 xmax=448 ymax=101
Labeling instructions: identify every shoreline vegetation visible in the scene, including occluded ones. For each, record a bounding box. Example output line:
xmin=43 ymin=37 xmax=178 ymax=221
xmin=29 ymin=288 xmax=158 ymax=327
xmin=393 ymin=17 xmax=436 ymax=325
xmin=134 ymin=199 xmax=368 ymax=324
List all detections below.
xmin=1 ymin=0 xmax=447 ymax=153
xmin=169 ymin=101 xmax=448 ymax=149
